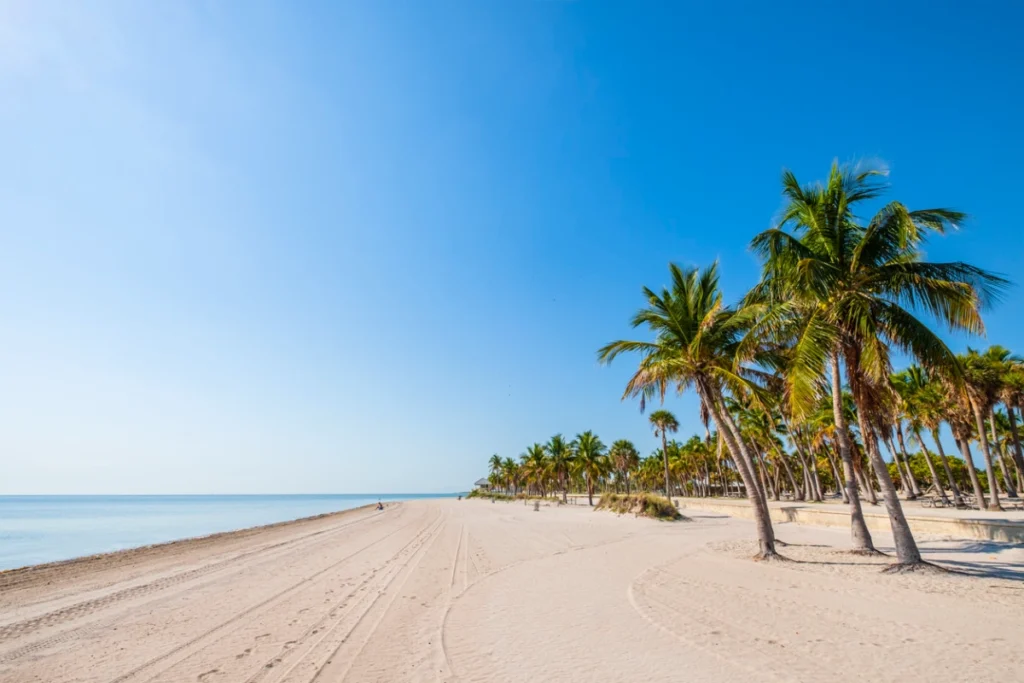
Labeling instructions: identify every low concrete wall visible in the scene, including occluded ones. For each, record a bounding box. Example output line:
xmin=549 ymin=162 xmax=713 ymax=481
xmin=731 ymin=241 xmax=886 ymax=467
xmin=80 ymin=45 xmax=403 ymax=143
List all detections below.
xmin=676 ymin=498 xmax=1024 ymax=544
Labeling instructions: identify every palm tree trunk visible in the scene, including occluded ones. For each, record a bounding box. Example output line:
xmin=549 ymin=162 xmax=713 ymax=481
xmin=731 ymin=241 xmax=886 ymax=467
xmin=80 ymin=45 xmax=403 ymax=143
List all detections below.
xmin=929 ymin=428 xmax=963 ymax=505
xmin=830 ymin=357 xmax=875 ymax=552
xmin=1006 ymin=406 xmax=1024 ymax=489
xmin=893 ymin=426 xmax=923 ymax=497
xmin=854 ymin=411 xmax=922 ymax=565
xmin=660 ymin=433 xmax=671 ymax=500
xmin=743 ymin=439 xmax=767 ymax=502
xmin=910 ymin=429 xmax=949 ymax=504
xmin=989 ymin=409 xmax=1018 ymax=498
xmin=897 ymin=421 xmax=921 ymax=497
xmin=798 ymin=453 xmax=812 ymax=499
xmin=969 ymin=398 xmax=1002 ymax=510
xmin=698 ymin=383 xmax=779 ymax=559
xmin=715 ymin=448 xmax=726 ymax=498
xmin=754 ymin=444 xmax=778 ymax=500
xmin=808 ymin=449 xmax=824 ymax=501
xmin=775 ymin=448 xmax=801 ymax=500
xmin=885 ymin=436 xmax=911 ymax=497
xmin=847 ymin=389 xmax=921 ymax=565
xmin=824 ymin=445 xmax=848 ymax=502
xmin=955 ymin=436 xmax=987 ymax=509
xmin=854 ymin=456 xmax=878 ymax=504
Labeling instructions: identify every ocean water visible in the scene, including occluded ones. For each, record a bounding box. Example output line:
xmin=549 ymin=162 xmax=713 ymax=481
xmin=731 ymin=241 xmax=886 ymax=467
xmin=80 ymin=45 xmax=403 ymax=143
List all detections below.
xmin=0 ymin=494 xmax=454 ymax=571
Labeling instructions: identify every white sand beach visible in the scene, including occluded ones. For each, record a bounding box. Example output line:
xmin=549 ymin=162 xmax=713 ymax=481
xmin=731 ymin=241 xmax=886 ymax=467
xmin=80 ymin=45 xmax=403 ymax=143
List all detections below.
xmin=1 ymin=498 xmax=1021 ymax=683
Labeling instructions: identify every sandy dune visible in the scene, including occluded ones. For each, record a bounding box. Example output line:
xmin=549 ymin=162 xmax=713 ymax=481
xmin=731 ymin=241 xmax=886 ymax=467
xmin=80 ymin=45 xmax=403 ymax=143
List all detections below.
xmin=1 ymin=499 xmax=1021 ymax=682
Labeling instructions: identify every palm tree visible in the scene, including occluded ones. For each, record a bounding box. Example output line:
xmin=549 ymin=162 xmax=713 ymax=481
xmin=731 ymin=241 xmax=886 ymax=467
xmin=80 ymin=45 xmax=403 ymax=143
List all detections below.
xmin=891 ymin=368 xmax=948 ymax=504
xmin=961 ymin=349 xmax=1006 ymax=509
xmin=996 ymin=359 xmax=1024 ymax=488
xmin=978 ymin=346 xmax=1022 ymax=497
xmin=750 ymin=161 xmax=1006 ymax=567
xmin=599 ymin=262 xmax=781 ymax=560
xmin=546 ymin=434 xmax=574 ymax=502
xmin=501 ymin=457 xmax=520 ymax=496
xmin=609 ymin=439 xmax=640 ymax=494
xmin=573 ymin=431 xmax=609 ymax=505
xmin=648 ymin=410 xmax=679 ymax=498
xmin=488 ymin=454 xmax=503 ymax=482
xmin=520 ymin=444 xmax=550 ymax=497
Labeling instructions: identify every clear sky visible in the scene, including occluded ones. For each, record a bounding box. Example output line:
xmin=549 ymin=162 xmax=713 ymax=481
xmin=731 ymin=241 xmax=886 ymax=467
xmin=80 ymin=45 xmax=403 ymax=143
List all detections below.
xmin=1 ymin=2 xmax=1021 ymax=494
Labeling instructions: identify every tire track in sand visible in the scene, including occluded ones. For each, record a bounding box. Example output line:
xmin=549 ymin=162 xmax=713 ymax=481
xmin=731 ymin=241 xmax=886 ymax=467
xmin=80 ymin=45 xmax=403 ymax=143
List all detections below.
xmin=0 ymin=508 xmax=392 ymax=657
xmin=103 ymin=511 xmax=424 ymax=683
xmin=242 ymin=507 xmax=446 ymax=683
xmin=262 ymin=510 xmax=446 ymax=682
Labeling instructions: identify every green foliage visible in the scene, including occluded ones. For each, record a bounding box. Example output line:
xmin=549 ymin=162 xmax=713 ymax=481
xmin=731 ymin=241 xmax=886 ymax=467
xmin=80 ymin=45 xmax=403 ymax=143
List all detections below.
xmin=466 ymin=489 xmax=513 ymax=501
xmin=751 ymin=161 xmax=1006 ymax=418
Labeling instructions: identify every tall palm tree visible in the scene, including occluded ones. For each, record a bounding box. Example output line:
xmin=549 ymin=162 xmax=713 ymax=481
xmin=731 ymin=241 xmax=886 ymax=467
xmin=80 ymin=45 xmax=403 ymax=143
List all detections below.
xmin=648 ymin=410 xmax=679 ymax=497
xmin=750 ymin=161 xmax=1006 ymax=567
xmin=599 ymin=262 xmax=781 ymax=560
xmin=573 ymin=431 xmax=609 ymax=506
xmin=609 ymin=439 xmax=640 ymax=494
xmin=520 ymin=444 xmax=549 ymax=496
xmin=546 ymin=434 xmax=574 ymax=502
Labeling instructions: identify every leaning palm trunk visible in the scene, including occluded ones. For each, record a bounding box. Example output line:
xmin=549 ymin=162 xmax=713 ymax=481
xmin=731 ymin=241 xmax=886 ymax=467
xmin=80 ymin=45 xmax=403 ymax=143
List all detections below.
xmin=854 ymin=408 xmax=922 ymax=565
xmin=747 ymin=442 xmax=768 ymax=502
xmin=854 ymin=455 xmax=879 ymax=505
xmin=823 ymin=445 xmax=848 ymax=502
xmin=774 ymin=447 xmax=801 ymax=500
xmin=894 ymin=425 xmax=924 ymax=498
xmin=699 ymin=383 xmax=779 ymax=559
xmin=756 ymin=446 xmax=778 ymax=500
xmin=829 ymin=359 xmax=875 ymax=551
xmin=954 ymin=435 xmax=987 ymax=508
xmin=910 ymin=428 xmax=950 ymax=505
xmin=1006 ymin=406 xmax=1024 ymax=489
xmin=808 ymin=453 xmax=824 ymax=501
xmin=989 ymin=410 xmax=1018 ymax=498
xmin=926 ymin=429 xmax=962 ymax=506
xmin=885 ymin=437 xmax=913 ymax=498
xmin=969 ymin=398 xmax=1002 ymax=510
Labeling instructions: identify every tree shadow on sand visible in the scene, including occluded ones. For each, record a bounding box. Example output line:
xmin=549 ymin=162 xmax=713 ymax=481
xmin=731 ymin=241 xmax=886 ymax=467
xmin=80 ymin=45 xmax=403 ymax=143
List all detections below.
xmin=915 ymin=542 xmax=1024 ymax=582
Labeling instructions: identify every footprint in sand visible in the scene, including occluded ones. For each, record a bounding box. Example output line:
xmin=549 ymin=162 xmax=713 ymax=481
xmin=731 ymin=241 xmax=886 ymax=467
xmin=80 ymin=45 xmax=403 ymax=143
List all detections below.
xmin=197 ymin=669 xmax=220 ymax=682
xmin=235 ymin=648 xmax=252 ymax=659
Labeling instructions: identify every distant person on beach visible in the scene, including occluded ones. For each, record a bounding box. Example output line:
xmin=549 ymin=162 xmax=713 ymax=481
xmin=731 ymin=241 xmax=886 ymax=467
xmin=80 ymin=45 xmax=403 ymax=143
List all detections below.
xmin=376 ymin=501 xmax=384 ymax=511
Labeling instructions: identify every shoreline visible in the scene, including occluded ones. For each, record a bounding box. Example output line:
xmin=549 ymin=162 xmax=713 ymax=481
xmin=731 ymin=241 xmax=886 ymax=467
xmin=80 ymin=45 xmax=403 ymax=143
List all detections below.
xmin=0 ymin=502 xmax=380 ymax=585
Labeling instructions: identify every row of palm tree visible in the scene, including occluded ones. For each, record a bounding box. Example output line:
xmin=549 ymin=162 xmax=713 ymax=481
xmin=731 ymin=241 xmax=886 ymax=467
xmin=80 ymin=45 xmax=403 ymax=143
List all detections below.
xmin=596 ymin=162 xmax=1009 ymax=568
xmin=485 ymin=418 xmax=726 ymax=507
xmin=486 ymin=375 xmax=1024 ymax=513
xmin=479 ymin=162 xmax=1011 ymax=569
xmin=486 ymin=432 xmax=615 ymax=506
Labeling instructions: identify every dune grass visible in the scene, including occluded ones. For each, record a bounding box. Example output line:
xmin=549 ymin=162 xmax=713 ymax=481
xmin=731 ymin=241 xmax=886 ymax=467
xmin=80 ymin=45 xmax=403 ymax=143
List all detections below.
xmin=595 ymin=493 xmax=687 ymax=521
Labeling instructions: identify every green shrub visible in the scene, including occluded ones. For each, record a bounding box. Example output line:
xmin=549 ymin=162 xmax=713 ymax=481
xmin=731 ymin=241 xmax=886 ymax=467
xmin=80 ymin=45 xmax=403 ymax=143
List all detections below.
xmin=466 ymin=489 xmax=514 ymax=501
xmin=595 ymin=493 xmax=685 ymax=520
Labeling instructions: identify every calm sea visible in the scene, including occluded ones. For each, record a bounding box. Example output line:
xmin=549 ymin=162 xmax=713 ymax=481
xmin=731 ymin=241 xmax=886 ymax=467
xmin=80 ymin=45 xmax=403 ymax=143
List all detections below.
xmin=0 ymin=494 xmax=455 ymax=571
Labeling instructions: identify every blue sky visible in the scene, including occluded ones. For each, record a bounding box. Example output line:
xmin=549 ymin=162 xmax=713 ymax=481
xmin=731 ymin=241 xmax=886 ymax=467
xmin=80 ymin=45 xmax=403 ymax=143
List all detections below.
xmin=1 ymin=2 xmax=1021 ymax=494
